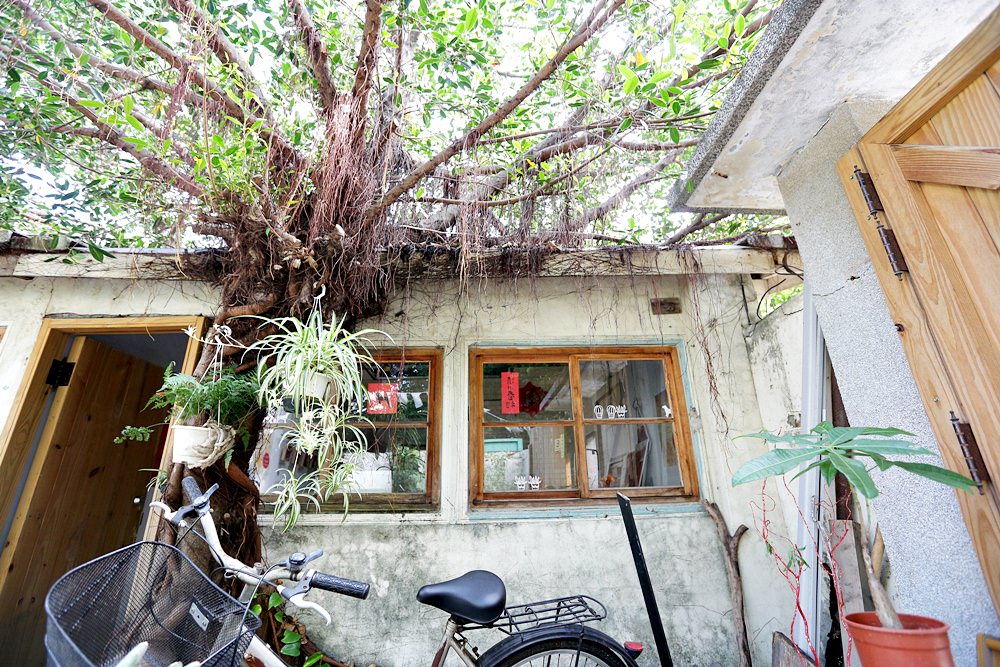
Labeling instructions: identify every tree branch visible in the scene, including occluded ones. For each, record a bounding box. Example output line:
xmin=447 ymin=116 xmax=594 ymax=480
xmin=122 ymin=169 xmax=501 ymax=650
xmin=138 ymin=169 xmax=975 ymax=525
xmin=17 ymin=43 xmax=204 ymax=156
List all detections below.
xmin=85 ymin=0 xmax=301 ymax=166
xmin=364 ymin=0 xmax=626 ymax=225
xmin=166 ymin=0 xmax=272 ymax=119
xmin=350 ymin=0 xmax=382 ymax=144
xmin=565 ymin=152 xmax=681 ymax=232
xmin=289 ymin=0 xmax=338 ymax=113
xmin=663 ymin=212 xmax=729 ymax=245
xmin=25 ymin=65 xmax=204 ymax=198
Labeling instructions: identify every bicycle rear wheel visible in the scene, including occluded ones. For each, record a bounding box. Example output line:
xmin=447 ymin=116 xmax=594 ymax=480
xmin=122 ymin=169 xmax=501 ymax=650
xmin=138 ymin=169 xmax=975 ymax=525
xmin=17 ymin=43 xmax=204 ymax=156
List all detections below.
xmin=483 ymin=636 xmax=628 ymax=667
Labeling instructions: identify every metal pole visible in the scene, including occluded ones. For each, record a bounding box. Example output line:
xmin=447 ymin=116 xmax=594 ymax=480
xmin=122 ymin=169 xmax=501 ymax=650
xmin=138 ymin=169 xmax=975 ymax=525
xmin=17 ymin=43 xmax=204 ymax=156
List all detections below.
xmin=617 ymin=493 xmax=672 ymax=667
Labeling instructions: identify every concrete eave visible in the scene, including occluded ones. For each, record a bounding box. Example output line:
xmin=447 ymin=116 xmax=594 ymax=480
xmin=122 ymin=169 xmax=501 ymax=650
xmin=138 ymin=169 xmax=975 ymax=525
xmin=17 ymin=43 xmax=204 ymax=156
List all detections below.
xmin=668 ymin=0 xmax=998 ymax=214
xmin=0 ymin=245 xmax=798 ymax=281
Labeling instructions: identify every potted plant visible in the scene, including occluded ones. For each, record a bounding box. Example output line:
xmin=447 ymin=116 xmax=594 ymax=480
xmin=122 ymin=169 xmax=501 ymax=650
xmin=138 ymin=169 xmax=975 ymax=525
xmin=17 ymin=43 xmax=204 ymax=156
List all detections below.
xmin=242 ymin=308 xmax=386 ymax=528
xmin=116 ymin=363 xmax=259 ymax=467
xmin=732 ymin=422 xmax=976 ymax=666
xmin=245 ymin=308 xmax=381 ymax=414
xmin=390 ymin=444 xmax=425 ymax=493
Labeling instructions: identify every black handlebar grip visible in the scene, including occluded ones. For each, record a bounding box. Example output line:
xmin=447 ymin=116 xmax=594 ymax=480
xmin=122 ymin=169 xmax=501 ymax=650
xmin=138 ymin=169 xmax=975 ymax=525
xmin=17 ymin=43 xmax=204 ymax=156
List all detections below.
xmin=181 ymin=476 xmax=204 ymax=501
xmin=311 ymin=573 xmax=370 ymax=600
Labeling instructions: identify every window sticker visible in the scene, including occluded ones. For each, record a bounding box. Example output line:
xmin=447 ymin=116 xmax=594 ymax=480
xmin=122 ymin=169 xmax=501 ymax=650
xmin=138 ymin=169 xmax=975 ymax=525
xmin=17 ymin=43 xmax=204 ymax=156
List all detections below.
xmin=366 ymin=382 xmax=399 ymax=415
xmin=501 ymin=372 xmax=519 ymax=414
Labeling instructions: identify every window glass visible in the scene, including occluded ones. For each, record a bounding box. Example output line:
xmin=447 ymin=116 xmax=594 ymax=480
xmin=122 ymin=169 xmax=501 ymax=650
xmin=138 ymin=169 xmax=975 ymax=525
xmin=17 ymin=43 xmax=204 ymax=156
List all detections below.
xmin=483 ymin=425 xmax=576 ymax=492
xmin=584 ymin=423 xmax=680 ymax=489
xmin=343 ymin=427 xmax=427 ymax=493
xmin=580 ymin=359 xmax=670 ymax=420
xmin=482 ymin=363 xmax=573 ymax=423
xmin=362 ymin=361 xmax=430 ymax=423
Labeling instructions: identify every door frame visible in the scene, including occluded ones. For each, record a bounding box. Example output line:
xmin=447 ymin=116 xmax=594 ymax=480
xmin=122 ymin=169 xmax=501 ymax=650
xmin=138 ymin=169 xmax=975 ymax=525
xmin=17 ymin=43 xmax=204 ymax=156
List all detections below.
xmin=0 ymin=315 xmax=205 ymax=559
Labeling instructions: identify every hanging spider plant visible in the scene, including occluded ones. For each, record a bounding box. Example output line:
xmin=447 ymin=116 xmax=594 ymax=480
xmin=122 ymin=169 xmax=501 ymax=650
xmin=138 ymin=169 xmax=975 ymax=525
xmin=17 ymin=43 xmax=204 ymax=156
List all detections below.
xmin=244 ymin=308 xmax=384 ymax=414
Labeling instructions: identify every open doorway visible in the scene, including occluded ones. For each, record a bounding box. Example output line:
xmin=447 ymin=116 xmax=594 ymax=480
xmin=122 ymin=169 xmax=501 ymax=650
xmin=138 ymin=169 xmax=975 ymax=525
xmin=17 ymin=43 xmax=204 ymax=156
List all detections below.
xmin=0 ymin=317 xmax=202 ymax=665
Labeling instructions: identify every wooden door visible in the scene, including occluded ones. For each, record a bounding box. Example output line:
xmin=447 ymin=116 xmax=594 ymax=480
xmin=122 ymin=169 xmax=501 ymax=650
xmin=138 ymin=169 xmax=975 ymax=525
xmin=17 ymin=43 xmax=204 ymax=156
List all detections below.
xmin=837 ymin=6 xmax=1000 ymax=612
xmin=0 ymin=336 xmax=167 ymax=665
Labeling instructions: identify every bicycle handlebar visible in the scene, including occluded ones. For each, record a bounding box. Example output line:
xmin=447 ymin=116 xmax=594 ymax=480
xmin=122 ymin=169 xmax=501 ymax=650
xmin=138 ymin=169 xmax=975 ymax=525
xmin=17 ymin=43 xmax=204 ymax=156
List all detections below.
xmin=311 ymin=573 xmax=370 ymax=600
xmin=156 ymin=476 xmax=371 ymax=620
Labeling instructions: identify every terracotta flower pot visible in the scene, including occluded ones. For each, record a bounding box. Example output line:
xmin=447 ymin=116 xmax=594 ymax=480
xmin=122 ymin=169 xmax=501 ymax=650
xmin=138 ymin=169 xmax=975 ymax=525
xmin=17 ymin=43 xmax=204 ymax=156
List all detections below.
xmin=844 ymin=611 xmax=953 ymax=667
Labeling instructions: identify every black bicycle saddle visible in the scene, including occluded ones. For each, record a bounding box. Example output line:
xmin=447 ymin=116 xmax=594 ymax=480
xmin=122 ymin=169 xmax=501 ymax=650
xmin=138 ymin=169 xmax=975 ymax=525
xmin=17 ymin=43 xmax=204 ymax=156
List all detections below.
xmin=416 ymin=570 xmax=506 ymax=624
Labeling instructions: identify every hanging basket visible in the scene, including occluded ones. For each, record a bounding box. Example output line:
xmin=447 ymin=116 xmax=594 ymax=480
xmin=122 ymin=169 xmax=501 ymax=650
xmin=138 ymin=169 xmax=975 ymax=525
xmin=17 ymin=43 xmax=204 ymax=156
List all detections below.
xmin=171 ymin=425 xmax=215 ymax=465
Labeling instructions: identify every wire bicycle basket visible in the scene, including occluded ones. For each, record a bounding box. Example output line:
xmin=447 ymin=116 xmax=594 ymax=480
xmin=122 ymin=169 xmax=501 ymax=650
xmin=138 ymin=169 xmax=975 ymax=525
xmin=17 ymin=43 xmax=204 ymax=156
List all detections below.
xmin=45 ymin=541 xmax=260 ymax=667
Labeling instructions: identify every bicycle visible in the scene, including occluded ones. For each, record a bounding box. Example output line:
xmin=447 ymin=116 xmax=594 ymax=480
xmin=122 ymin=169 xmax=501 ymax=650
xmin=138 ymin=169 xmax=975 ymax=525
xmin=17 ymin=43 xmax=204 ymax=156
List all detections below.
xmin=46 ymin=477 xmax=647 ymax=667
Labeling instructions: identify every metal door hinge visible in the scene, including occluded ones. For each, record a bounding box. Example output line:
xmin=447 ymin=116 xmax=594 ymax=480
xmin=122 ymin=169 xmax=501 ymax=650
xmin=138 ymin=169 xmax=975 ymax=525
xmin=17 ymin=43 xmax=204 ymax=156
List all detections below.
xmin=853 ymin=166 xmax=908 ymax=280
xmin=950 ymin=411 xmax=989 ymax=494
xmin=45 ymin=358 xmax=74 ymax=387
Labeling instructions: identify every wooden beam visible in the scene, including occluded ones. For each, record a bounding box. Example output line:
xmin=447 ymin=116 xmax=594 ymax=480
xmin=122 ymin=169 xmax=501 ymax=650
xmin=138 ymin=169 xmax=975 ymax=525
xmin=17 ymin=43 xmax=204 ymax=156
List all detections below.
xmin=892 ymin=144 xmax=1000 ymax=189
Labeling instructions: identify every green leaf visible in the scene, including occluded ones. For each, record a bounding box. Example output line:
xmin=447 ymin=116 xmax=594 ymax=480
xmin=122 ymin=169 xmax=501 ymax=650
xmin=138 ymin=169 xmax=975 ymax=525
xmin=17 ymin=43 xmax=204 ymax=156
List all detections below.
xmin=731 ymin=447 xmax=823 ymax=485
xmin=76 ymin=99 xmax=104 ymax=109
xmin=617 ymin=64 xmax=639 ymax=95
xmin=279 ymin=642 xmax=301 ymax=657
xmin=845 ymin=439 xmax=934 ymax=457
xmin=464 ymin=7 xmax=478 ymax=31
xmin=126 ymin=115 xmax=143 ymax=132
xmin=892 ymin=461 xmax=977 ymax=493
xmin=304 ymin=654 xmax=324 ymax=667
xmin=734 ymin=14 xmax=746 ymax=36
xmin=249 ymin=604 xmax=262 ymax=616
xmin=669 ymin=127 xmax=680 ymax=143
xmin=268 ymin=592 xmax=284 ymax=609
xmin=281 ymin=630 xmax=302 ymax=644
xmin=827 ymin=451 xmax=878 ymax=498
xmin=122 ymin=95 xmax=134 ymax=116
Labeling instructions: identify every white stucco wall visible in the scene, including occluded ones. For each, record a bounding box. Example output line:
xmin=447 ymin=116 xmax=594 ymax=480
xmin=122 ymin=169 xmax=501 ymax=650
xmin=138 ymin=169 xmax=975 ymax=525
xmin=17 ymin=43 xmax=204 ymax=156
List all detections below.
xmin=263 ymin=272 xmax=795 ymax=666
xmin=0 ymin=268 xmax=797 ymax=665
xmin=775 ymin=101 xmax=1000 ymax=666
xmin=0 ymin=275 xmax=218 ymax=430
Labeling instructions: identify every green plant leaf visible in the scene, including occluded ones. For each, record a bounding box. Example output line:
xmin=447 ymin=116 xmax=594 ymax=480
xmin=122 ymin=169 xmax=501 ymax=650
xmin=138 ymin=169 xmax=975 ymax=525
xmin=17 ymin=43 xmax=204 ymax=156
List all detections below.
xmin=304 ymin=653 xmax=324 ymax=667
xmin=280 ymin=642 xmax=301 ymax=657
xmin=731 ymin=446 xmax=823 ymax=485
xmin=268 ymin=592 xmax=284 ymax=609
xmin=281 ymin=630 xmax=302 ymax=644
xmin=892 ymin=461 xmax=977 ymax=493
xmin=827 ymin=451 xmax=878 ymax=498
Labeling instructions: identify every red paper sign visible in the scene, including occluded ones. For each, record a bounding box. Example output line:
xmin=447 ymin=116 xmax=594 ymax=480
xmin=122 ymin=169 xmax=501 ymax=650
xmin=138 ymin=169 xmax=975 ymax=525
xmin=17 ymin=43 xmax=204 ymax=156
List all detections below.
xmin=367 ymin=382 xmax=399 ymax=414
xmin=501 ymin=372 xmax=520 ymax=414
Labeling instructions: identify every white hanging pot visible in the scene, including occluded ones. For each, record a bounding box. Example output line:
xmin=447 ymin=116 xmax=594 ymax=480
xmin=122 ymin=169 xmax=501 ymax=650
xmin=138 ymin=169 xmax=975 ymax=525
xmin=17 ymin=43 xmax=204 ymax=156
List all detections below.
xmin=302 ymin=372 xmax=333 ymax=401
xmin=171 ymin=425 xmax=215 ymax=465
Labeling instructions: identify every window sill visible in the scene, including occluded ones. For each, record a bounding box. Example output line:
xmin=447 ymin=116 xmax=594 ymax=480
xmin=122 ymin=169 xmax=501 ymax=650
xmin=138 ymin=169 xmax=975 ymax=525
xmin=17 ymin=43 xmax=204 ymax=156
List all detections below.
xmin=468 ymin=495 xmax=704 ymax=521
xmin=261 ymin=492 xmax=439 ymax=515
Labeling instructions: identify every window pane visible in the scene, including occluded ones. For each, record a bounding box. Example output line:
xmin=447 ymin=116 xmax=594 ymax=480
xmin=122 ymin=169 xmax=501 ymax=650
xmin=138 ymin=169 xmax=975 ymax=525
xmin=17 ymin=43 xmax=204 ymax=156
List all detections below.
xmin=344 ymin=427 xmax=428 ymax=493
xmin=482 ymin=363 xmax=573 ymax=423
xmin=585 ymin=423 xmax=681 ymax=489
xmin=483 ymin=426 xmax=576 ymax=492
xmin=580 ymin=359 xmax=671 ymax=420
xmin=362 ymin=361 xmax=430 ymax=423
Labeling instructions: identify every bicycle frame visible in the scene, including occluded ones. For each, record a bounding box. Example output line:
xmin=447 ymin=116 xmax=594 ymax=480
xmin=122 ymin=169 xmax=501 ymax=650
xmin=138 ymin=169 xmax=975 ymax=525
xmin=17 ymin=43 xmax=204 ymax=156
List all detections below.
xmin=430 ymin=618 xmax=480 ymax=667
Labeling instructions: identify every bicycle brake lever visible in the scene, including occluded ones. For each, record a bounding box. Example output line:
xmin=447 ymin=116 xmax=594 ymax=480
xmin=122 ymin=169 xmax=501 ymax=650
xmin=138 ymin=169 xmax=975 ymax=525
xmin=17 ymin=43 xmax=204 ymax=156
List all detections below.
xmin=286 ymin=593 xmax=332 ymax=626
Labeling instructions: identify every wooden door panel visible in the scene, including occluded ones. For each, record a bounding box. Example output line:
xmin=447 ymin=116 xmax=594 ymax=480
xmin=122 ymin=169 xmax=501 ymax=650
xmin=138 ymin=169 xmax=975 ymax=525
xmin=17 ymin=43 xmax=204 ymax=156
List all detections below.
xmin=837 ymin=150 xmax=1000 ymax=615
xmin=860 ymin=143 xmax=1000 ymax=486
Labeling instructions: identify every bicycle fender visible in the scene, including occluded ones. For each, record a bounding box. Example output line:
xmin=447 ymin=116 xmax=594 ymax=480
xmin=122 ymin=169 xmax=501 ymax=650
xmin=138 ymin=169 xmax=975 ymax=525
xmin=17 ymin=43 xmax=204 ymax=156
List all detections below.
xmin=476 ymin=624 xmax=641 ymax=667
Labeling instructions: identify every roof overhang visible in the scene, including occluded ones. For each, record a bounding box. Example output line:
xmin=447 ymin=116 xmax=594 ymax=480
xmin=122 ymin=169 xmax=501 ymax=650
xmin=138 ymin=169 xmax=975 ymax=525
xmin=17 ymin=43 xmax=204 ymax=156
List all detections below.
xmin=1 ymin=244 xmax=798 ymax=281
xmin=668 ymin=0 xmax=999 ymax=214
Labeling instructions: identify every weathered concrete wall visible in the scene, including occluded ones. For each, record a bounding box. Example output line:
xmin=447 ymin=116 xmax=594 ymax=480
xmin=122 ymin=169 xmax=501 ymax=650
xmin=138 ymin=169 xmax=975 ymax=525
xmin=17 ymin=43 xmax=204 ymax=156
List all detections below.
xmin=745 ymin=294 xmax=803 ymax=434
xmin=0 ymin=275 xmax=217 ymax=429
xmin=0 ymin=270 xmax=797 ymax=665
xmin=263 ymin=273 xmax=796 ymax=666
xmin=776 ymin=101 xmax=1000 ymax=665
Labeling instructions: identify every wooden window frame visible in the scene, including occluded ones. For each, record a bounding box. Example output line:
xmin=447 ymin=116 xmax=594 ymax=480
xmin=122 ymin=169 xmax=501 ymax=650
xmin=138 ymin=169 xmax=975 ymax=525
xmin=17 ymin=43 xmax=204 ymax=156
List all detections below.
xmin=267 ymin=347 xmax=443 ymax=513
xmin=469 ymin=346 xmax=698 ymax=507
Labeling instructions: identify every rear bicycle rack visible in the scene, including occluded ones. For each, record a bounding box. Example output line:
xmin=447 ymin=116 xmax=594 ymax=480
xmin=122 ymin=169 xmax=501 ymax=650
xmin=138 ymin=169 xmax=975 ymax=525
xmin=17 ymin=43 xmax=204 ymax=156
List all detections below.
xmin=465 ymin=595 xmax=607 ymax=635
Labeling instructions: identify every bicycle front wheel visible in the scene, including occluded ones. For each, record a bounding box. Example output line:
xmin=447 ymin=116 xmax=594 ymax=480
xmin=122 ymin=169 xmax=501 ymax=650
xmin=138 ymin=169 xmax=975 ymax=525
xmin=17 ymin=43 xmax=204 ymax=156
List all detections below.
xmin=484 ymin=636 xmax=629 ymax=667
